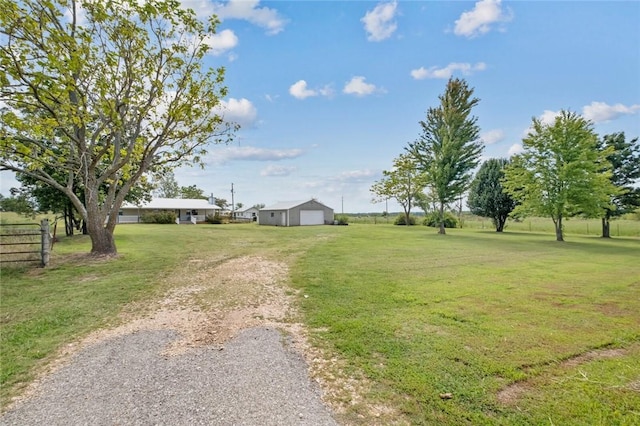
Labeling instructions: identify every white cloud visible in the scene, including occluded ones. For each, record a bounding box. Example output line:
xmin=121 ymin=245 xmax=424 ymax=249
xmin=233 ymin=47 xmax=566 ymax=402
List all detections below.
xmin=211 ymin=0 xmax=288 ymax=35
xmin=208 ymin=146 xmax=304 ymax=165
xmin=289 ymin=80 xmax=317 ymax=100
xmin=454 ymin=0 xmax=513 ymax=38
xmin=179 ymin=0 xmax=216 ymax=20
xmin=521 ymin=110 xmax=561 ymax=137
xmin=538 ymin=110 xmax=560 ymax=126
xmin=481 ymin=129 xmax=505 ymax=145
xmin=361 ymin=1 xmax=398 ymax=42
xmin=582 ymin=101 xmax=640 ymax=123
xmin=260 ymin=165 xmax=297 ymax=177
xmin=203 ymin=29 xmax=238 ymax=55
xmin=507 ymin=143 xmax=523 ymax=157
xmin=343 ymin=76 xmax=384 ymax=97
xmin=411 ymin=62 xmax=487 ymax=80
xmin=332 ymin=170 xmax=376 ymax=182
xmin=215 ymin=98 xmax=257 ymax=128
xmin=289 ymin=80 xmax=333 ymax=100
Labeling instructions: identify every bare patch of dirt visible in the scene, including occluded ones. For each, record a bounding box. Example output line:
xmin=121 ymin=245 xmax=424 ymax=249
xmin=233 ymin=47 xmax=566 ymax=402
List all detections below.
xmin=497 ymin=381 xmax=529 ymax=405
xmin=561 ymin=348 xmax=627 ymax=368
xmin=497 ymin=347 xmax=628 ymax=405
xmin=65 ymin=255 xmax=296 ymax=356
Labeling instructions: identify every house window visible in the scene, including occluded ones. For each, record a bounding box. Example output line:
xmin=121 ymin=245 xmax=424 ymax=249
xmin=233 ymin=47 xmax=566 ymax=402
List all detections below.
xmin=270 ymin=212 xmax=274 ymax=218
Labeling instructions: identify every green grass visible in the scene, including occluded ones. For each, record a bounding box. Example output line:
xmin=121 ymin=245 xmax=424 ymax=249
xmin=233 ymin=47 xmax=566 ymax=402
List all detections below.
xmin=347 ymin=214 xmax=640 ymax=237
xmin=291 ymin=225 xmax=640 ymax=424
xmin=1 ymin=221 xmax=639 ymax=424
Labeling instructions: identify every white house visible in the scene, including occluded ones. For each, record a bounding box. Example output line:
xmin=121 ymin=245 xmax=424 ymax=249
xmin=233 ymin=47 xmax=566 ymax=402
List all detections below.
xmin=118 ymin=198 xmax=222 ymax=224
xmin=233 ymin=206 xmax=260 ymax=222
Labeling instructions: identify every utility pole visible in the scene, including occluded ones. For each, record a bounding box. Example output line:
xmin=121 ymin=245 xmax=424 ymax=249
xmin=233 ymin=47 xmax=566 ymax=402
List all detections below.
xmin=231 ymin=183 xmax=235 ymax=220
xmin=341 ymin=196 xmax=344 ymax=215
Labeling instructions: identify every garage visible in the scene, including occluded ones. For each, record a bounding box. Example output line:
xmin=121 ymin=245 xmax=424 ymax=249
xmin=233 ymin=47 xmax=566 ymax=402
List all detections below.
xmin=258 ymin=199 xmax=334 ymax=226
xmin=300 ymin=210 xmax=325 ymax=226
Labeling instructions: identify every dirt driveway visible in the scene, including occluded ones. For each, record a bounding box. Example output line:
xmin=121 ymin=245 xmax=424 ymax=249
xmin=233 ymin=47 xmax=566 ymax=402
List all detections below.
xmin=1 ymin=256 xmax=340 ymax=425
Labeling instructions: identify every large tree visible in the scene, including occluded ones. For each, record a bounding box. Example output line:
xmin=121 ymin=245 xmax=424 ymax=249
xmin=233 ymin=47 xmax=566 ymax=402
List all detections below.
xmin=154 ymin=171 xmax=181 ymax=198
xmin=467 ymin=158 xmax=516 ymax=232
xmin=503 ymin=110 xmax=616 ymax=242
xmin=370 ymin=153 xmax=425 ymax=226
xmin=407 ymin=78 xmax=483 ymax=234
xmin=0 ymin=0 xmax=234 ymax=256
xmin=180 ymin=184 xmax=207 ymax=200
xmin=597 ymin=133 xmax=640 ymax=238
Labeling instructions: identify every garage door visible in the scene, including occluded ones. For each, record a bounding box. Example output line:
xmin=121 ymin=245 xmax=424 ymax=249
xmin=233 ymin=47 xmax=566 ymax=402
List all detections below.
xmin=300 ymin=210 xmax=324 ymax=226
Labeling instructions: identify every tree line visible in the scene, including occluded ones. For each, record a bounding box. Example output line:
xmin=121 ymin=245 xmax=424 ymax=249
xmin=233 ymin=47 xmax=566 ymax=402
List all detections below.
xmin=371 ymin=79 xmax=640 ymax=241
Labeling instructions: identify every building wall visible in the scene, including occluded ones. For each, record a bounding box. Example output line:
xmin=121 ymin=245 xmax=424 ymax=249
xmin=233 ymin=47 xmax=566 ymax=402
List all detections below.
xmin=258 ymin=209 xmax=286 ymax=226
xmin=259 ymin=200 xmax=334 ymax=226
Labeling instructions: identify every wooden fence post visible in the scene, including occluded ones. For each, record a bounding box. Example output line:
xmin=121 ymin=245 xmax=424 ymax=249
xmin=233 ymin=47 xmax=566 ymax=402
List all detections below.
xmin=40 ymin=219 xmax=50 ymax=267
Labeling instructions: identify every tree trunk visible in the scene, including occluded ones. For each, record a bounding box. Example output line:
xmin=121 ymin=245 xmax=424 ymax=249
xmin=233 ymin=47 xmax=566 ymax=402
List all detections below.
xmin=438 ymin=203 xmax=446 ymax=235
xmin=601 ymin=216 xmax=611 ymax=238
xmin=496 ymin=216 xmax=505 ymax=232
xmin=86 ymin=212 xmax=117 ymax=256
xmin=64 ymin=204 xmax=74 ymax=236
xmin=554 ymin=216 xmax=564 ymax=242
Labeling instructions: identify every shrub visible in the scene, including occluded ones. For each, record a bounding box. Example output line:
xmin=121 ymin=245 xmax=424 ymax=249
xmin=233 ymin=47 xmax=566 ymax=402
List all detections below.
xmin=335 ymin=215 xmax=349 ymax=225
xmin=423 ymin=212 xmax=458 ymax=228
xmin=140 ymin=211 xmax=177 ymax=224
xmin=394 ymin=214 xmax=417 ymax=225
xmin=205 ymin=213 xmax=223 ymax=224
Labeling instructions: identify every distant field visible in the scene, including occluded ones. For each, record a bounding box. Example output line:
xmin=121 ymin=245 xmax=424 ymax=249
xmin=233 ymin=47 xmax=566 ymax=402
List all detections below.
xmin=1 ymin=221 xmax=639 ymax=424
xmin=347 ymin=213 xmax=640 ymax=237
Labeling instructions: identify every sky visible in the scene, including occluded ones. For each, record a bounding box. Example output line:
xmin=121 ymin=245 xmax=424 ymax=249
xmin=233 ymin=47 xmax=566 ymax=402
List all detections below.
xmin=1 ymin=0 xmax=639 ymax=213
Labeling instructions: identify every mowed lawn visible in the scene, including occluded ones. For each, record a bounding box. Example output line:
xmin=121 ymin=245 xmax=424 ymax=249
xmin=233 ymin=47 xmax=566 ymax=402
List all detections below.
xmin=292 ymin=225 xmax=640 ymax=425
xmin=1 ymin=221 xmax=639 ymax=424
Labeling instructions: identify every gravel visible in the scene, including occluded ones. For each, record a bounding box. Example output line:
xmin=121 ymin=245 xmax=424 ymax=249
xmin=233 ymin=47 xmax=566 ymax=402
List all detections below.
xmin=1 ymin=327 xmax=338 ymax=426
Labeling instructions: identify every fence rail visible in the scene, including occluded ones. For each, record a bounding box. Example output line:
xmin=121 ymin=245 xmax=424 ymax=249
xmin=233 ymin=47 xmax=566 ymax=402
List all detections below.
xmin=0 ymin=219 xmax=51 ymax=267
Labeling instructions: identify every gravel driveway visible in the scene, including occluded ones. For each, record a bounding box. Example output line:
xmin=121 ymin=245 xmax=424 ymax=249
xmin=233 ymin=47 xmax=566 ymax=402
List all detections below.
xmin=1 ymin=256 xmax=340 ymax=425
xmin=1 ymin=327 xmax=338 ymax=425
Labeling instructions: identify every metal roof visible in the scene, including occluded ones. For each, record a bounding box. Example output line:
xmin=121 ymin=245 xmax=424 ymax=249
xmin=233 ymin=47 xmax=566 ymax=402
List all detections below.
xmin=121 ymin=198 xmax=221 ymax=210
xmin=260 ymin=199 xmax=332 ymax=211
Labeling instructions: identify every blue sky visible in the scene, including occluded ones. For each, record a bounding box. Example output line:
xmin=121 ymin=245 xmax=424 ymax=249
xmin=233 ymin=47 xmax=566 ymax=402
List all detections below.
xmin=2 ymin=0 xmax=639 ymax=213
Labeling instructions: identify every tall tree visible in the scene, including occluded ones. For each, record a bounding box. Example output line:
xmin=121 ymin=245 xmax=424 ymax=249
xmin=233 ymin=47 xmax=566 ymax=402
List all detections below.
xmin=180 ymin=184 xmax=207 ymax=199
xmin=154 ymin=171 xmax=181 ymax=198
xmin=407 ymin=77 xmax=483 ymax=234
xmin=0 ymin=0 xmax=235 ymax=256
xmin=370 ymin=153 xmax=425 ymax=226
xmin=503 ymin=110 xmax=616 ymax=242
xmin=597 ymin=133 xmax=640 ymax=238
xmin=467 ymin=158 xmax=516 ymax=232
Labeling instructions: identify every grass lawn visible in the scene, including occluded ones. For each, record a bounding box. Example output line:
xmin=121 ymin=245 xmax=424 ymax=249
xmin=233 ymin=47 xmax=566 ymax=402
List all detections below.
xmin=292 ymin=225 xmax=640 ymax=425
xmin=1 ymin=220 xmax=639 ymax=424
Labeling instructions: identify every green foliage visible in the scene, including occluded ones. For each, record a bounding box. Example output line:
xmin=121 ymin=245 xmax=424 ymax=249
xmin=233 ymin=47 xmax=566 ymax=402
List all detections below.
xmin=180 ymin=185 xmax=208 ymax=200
xmin=205 ymin=213 xmax=223 ymax=224
xmin=423 ymin=211 xmax=458 ymax=228
xmin=370 ymin=153 xmax=426 ymax=224
xmin=140 ymin=211 xmax=177 ymax=224
xmin=154 ymin=171 xmax=180 ymax=198
xmin=0 ymin=193 xmax=36 ymax=216
xmin=408 ymin=78 xmax=483 ymax=234
xmin=0 ymin=0 xmax=235 ymax=255
xmin=394 ymin=214 xmax=417 ymax=225
xmin=467 ymin=158 xmax=516 ymax=232
xmin=335 ymin=214 xmax=349 ymax=225
xmin=503 ymin=110 xmax=617 ymax=241
xmin=598 ymin=133 xmax=640 ymax=237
